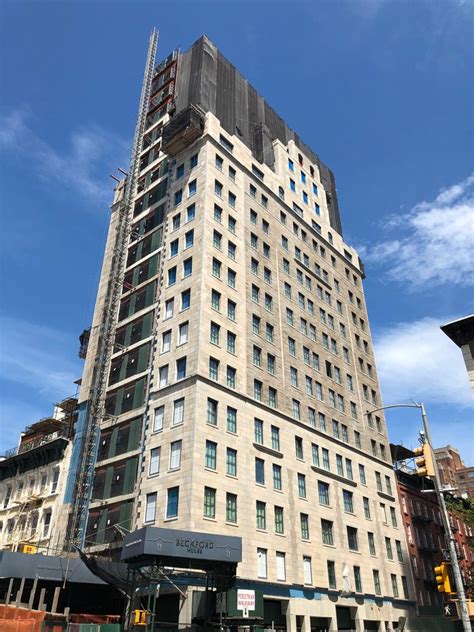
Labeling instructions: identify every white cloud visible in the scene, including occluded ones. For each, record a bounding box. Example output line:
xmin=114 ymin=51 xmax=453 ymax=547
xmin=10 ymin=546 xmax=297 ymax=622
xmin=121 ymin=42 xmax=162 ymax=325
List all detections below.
xmin=374 ymin=316 xmax=474 ymax=408
xmin=364 ymin=173 xmax=474 ymax=290
xmin=0 ymin=108 xmax=129 ymax=208
xmin=0 ymin=316 xmax=80 ymax=398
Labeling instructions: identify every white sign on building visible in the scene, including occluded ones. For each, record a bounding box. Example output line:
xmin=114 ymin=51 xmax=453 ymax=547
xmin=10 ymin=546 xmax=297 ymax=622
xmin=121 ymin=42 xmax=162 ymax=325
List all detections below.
xmin=237 ymin=589 xmax=255 ymax=617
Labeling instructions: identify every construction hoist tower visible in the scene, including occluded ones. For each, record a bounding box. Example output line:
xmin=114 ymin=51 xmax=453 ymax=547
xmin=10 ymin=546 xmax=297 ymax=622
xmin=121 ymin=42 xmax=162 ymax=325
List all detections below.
xmin=68 ymin=29 xmax=159 ymax=548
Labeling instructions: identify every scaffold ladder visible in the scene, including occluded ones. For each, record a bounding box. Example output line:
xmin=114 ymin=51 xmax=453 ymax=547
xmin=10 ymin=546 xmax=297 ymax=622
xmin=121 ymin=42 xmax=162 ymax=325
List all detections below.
xmin=68 ymin=28 xmax=159 ymax=548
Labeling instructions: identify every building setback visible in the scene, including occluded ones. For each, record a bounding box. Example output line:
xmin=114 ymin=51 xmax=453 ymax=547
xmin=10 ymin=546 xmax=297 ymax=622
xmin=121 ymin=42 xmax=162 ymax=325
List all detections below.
xmin=70 ymin=34 xmax=417 ymax=630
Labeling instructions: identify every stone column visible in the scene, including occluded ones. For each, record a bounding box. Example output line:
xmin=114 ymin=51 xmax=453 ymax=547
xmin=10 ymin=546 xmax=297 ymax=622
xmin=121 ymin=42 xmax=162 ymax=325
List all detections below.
xmin=178 ymin=587 xmax=193 ymax=630
xmin=286 ymin=612 xmax=297 ymax=632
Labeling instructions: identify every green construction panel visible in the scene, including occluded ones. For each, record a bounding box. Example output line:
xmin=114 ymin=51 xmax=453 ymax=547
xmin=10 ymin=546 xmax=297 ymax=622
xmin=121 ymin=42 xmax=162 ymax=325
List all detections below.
xmin=145 ymin=281 xmax=156 ymax=307
xmin=119 ymin=499 xmax=133 ymax=531
xmin=103 ymin=465 xmax=114 ymax=499
xmin=97 ymin=508 xmax=108 ymax=545
xmin=137 ymin=343 xmax=150 ymax=373
xmin=128 ymin=417 xmax=142 ymax=452
xmin=150 ymin=229 xmax=161 ymax=252
xmin=123 ymin=456 xmax=138 ymax=494
xmin=109 ymin=426 xmax=119 ymax=459
xmin=133 ymin=378 xmax=146 ymax=409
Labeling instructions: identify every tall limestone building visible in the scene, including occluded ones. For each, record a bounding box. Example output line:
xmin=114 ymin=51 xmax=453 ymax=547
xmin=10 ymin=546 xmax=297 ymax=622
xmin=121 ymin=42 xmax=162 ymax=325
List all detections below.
xmin=69 ymin=34 xmax=416 ymax=631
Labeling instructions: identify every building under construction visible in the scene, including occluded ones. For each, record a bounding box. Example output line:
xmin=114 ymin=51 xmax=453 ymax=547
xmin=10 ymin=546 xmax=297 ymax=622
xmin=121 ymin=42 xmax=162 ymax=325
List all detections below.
xmin=3 ymin=29 xmax=431 ymax=631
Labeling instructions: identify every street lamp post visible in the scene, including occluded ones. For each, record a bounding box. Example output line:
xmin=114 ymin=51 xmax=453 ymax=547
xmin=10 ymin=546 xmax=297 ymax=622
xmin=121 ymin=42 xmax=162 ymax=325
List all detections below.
xmin=365 ymin=402 xmax=471 ymax=632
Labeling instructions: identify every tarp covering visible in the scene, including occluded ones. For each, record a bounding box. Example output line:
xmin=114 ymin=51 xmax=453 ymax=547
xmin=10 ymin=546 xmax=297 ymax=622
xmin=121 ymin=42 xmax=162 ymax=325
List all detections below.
xmin=0 ymin=551 xmax=104 ymax=584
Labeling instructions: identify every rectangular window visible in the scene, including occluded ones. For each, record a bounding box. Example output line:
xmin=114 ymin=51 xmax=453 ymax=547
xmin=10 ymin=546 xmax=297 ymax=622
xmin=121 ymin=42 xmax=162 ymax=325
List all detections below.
xmin=209 ymin=357 xmax=219 ymax=381
xmin=386 ymin=537 xmax=393 ymax=560
xmin=274 ymin=506 xmax=284 ymax=534
xmin=298 ymin=473 xmax=307 ymax=498
xmin=390 ymin=506 xmax=398 ymax=527
xmin=226 ymin=493 xmax=237 ymax=523
xmin=373 ymin=570 xmax=382 ymax=596
xmin=176 ymin=356 xmax=186 ymax=379
xmin=173 ymin=398 xmax=184 ymax=425
xmin=183 ymin=257 xmax=193 ymax=277
xmin=226 ymin=448 xmax=237 ymax=476
xmin=257 ymin=548 xmax=267 ymax=578
xmin=178 ymin=322 xmax=189 ymax=344
xmin=159 ymin=365 xmax=168 ymax=387
xmin=343 ymin=490 xmax=354 ymax=513
xmin=321 ymin=519 xmax=334 ymax=545
xmin=396 ymin=540 xmax=403 ymax=562
xmin=368 ymin=532 xmax=376 ymax=556
xmin=227 ymin=406 xmax=237 ymax=433
xmin=149 ymin=447 xmax=160 ymax=475
xmin=145 ymin=492 xmax=157 ymax=523
xmin=207 ymin=398 xmax=218 ymax=426
xmin=204 ymin=487 xmax=216 ymax=518
xmin=347 ymin=526 xmax=358 ymax=551
xmin=401 ymin=576 xmax=409 ymax=599
xmin=181 ymin=289 xmax=191 ymax=310
xmin=166 ymin=486 xmax=179 ymax=518
xmin=300 ymin=513 xmax=310 ymax=540
xmin=227 ymin=300 xmax=236 ymax=320
xmin=255 ymin=458 xmax=265 ymax=485
xmin=276 ymin=552 xmax=286 ymax=581
xmin=303 ymin=556 xmax=312 ymax=585
xmin=363 ymin=497 xmax=371 ymax=519
xmin=312 ymin=444 xmax=320 ymax=467
xmin=153 ymin=406 xmax=164 ymax=432
xmin=188 ymin=179 xmax=197 ymax=197
xmin=272 ymin=464 xmax=282 ymax=490
xmin=322 ymin=448 xmax=330 ymax=471
xmin=318 ymin=481 xmax=330 ymax=506
xmin=227 ymin=331 xmax=236 ymax=353
xmin=354 ymin=566 xmax=362 ymax=592
xmin=271 ymin=426 xmax=280 ymax=451
xmin=169 ymin=440 xmax=182 ymax=469
xmin=254 ymin=418 xmax=264 ymax=444
xmin=210 ymin=321 xmax=220 ymax=345
xmin=205 ymin=440 xmax=217 ymax=470
xmin=327 ymin=561 xmax=336 ymax=589
xmin=256 ymin=501 xmax=266 ymax=529
xmin=295 ymin=436 xmax=304 ymax=460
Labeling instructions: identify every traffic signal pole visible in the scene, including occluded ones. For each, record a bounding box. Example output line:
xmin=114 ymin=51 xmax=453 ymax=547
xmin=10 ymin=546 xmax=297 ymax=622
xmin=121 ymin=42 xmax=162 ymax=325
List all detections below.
xmin=366 ymin=402 xmax=471 ymax=631
xmin=419 ymin=402 xmax=471 ymax=631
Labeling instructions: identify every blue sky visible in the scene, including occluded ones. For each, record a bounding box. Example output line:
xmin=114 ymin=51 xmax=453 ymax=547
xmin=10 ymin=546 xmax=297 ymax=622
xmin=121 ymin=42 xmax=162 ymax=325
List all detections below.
xmin=1 ymin=0 xmax=473 ymax=461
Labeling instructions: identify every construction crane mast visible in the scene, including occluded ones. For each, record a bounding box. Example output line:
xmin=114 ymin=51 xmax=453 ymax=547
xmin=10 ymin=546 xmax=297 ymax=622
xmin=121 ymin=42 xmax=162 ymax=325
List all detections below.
xmin=69 ymin=29 xmax=159 ymax=548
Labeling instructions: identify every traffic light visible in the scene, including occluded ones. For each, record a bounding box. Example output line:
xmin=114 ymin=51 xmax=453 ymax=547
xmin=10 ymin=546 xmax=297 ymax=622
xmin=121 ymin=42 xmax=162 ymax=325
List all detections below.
xmin=133 ymin=609 xmax=147 ymax=625
xmin=414 ymin=443 xmax=435 ymax=477
xmin=434 ymin=562 xmax=452 ymax=593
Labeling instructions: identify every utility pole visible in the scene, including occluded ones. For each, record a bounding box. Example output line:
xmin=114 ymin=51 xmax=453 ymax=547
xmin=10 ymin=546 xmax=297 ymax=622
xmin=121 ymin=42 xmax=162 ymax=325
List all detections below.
xmin=418 ymin=402 xmax=471 ymax=631
xmin=366 ymin=403 xmax=471 ymax=631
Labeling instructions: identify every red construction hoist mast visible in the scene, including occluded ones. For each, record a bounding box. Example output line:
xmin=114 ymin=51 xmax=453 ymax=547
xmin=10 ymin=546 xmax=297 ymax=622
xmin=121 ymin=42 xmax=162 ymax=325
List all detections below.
xmin=69 ymin=29 xmax=159 ymax=548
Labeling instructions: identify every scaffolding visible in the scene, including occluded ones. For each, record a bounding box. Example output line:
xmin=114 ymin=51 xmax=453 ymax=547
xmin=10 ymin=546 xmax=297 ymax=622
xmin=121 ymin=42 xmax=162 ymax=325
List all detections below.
xmin=68 ymin=29 xmax=159 ymax=549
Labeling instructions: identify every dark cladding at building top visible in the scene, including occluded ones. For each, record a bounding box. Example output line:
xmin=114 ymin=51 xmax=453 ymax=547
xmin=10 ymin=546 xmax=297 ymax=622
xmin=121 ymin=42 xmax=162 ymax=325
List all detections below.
xmin=172 ymin=35 xmax=343 ymax=236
